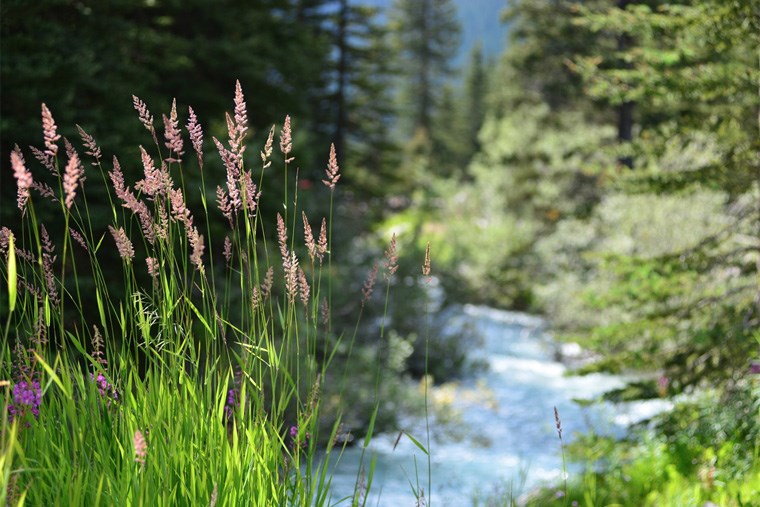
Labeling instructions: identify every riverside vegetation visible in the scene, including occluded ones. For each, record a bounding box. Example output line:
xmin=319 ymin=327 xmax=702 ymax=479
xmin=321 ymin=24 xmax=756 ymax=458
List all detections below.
xmin=1 ymin=87 xmax=435 ymax=506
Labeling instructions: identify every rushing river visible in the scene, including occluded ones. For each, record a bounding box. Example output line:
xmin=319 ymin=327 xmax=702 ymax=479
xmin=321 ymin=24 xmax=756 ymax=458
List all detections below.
xmin=324 ymin=305 xmax=671 ymax=506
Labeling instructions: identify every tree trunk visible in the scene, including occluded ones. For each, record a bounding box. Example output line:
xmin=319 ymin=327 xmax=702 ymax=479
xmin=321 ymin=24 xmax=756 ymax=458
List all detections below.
xmin=617 ymin=0 xmax=634 ymax=168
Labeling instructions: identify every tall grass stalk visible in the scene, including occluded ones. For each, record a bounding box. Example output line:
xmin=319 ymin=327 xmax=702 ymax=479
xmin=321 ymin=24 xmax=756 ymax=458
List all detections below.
xmin=0 ymin=86 xmax=403 ymax=506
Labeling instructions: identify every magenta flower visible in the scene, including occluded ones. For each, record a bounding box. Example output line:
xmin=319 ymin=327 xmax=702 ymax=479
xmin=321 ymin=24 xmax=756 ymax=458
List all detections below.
xmin=90 ymin=372 xmax=119 ymax=406
xmin=224 ymin=388 xmax=238 ymax=420
xmin=8 ymin=379 xmax=42 ymax=423
xmin=289 ymin=424 xmax=310 ymax=452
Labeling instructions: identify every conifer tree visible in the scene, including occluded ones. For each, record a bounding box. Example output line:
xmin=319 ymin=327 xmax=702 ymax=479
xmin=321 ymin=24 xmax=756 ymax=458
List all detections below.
xmin=389 ymin=0 xmax=461 ymax=138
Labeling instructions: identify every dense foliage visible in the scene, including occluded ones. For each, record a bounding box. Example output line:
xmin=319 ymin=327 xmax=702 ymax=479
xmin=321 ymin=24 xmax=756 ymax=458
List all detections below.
xmin=425 ymin=0 xmax=760 ymax=503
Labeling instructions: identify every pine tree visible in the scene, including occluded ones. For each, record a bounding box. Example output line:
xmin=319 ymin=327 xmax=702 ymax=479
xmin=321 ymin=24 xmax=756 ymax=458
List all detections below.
xmin=325 ymin=2 xmax=402 ymax=200
xmin=389 ymin=0 xmax=461 ymax=138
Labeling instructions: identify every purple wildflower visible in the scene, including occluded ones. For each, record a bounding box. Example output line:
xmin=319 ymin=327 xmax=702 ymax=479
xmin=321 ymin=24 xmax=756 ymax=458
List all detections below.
xmin=8 ymin=379 xmax=42 ymax=422
xmin=750 ymin=361 xmax=760 ymax=375
xmin=90 ymin=372 xmax=119 ymax=405
xmin=288 ymin=424 xmax=310 ymax=452
xmin=224 ymin=388 xmax=238 ymax=420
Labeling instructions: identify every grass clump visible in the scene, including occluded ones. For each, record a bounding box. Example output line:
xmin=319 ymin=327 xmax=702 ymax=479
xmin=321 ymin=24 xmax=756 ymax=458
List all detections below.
xmin=1 ymin=83 xmax=420 ymax=506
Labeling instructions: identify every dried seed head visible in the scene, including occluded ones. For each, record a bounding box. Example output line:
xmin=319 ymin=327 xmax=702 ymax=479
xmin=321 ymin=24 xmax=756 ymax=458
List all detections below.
xmin=276 ymin=213 xmax=288 ymax=264
xmin=76 ymin=125 xmax=102 ymax=165
xmin=298 ymin=266 xmax=310 ymax=308
xmin=233 ymin=80 xmax=248 ymax=148
xmin=186 ymin=106 xmax=204 ymax=168
xmin=223 ymin=236 xmax=232 ymax=264
xmin=133 ymin=429 xmax=147 ymax=465
xmin=41 ymin=103 xmax=61 ymax=156
xmin=261 ymin=125 xmax=275 ymax=168
xmin=260 ymin=267 xmax=274 ymax=299
xmin=163 ymin=99 xmax=184 ymax=161
xmin=11 ymin=145 xmax=33 ymax=213
xmin=302 ymin=212 xmax=316 ymax=263
xmin=384 ymin=233 xmax=398 ymax=281
xmin=63 ymin=150 xmax=84 ymax=209
xmin=279 ymin=115 xmax=293 ymax=162
xmin=109 ymin=226 xmax=135 ymax=261
xmin=361 ymin=263 xmax=379 ymax=306
xmin=69 ymin=228 xmax=88 ymax=252
xmin=188 ymin=227 xmax=205 ymax=273
xmin=132 ymin=95 xmax=158 ymax=145
xmin=322 ymin=143 xmax=340 ymax=189
xmin=422 ymin=241 xmax=431 ymax=279
xmin=146 ymin=257 xmax=159 ymax=278
xmin=317 ymin=218 xmax=328 ymax=263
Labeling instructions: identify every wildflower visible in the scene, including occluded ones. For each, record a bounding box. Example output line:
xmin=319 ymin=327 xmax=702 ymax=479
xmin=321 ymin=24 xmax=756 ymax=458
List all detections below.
xmin=288 ymin=425 xmax=310 ymax=452
xmin=90 ymin=372 xmax=119 ymax=405
xmin=133 ymin=429 xmax=147 ymax=465
xmin=322 ymin=143 xmax=340 ymax=189
xmin=224 ymin=388 xmax=238 ymax=420
xmin=749 ymin=361 xmax=760 ymax=375
xmin=8 ymin=379 xmax=42 ymax=423
xmin=11 ymin=146 xmax=32 ymax=213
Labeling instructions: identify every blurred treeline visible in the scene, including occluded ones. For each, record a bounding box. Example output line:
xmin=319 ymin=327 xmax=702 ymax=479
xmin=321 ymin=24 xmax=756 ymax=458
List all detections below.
xmin=419 ymin=0 xmax=760 ymax=495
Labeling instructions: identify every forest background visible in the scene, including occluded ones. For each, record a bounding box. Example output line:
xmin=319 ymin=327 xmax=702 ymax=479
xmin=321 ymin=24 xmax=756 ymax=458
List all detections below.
xmin=1 ymin=0 xmax=759 ymax=505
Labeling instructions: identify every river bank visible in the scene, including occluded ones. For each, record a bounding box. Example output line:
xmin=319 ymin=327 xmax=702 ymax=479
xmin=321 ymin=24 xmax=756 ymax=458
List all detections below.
xmin=325 ymin=304 xmax=673 ymax=505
